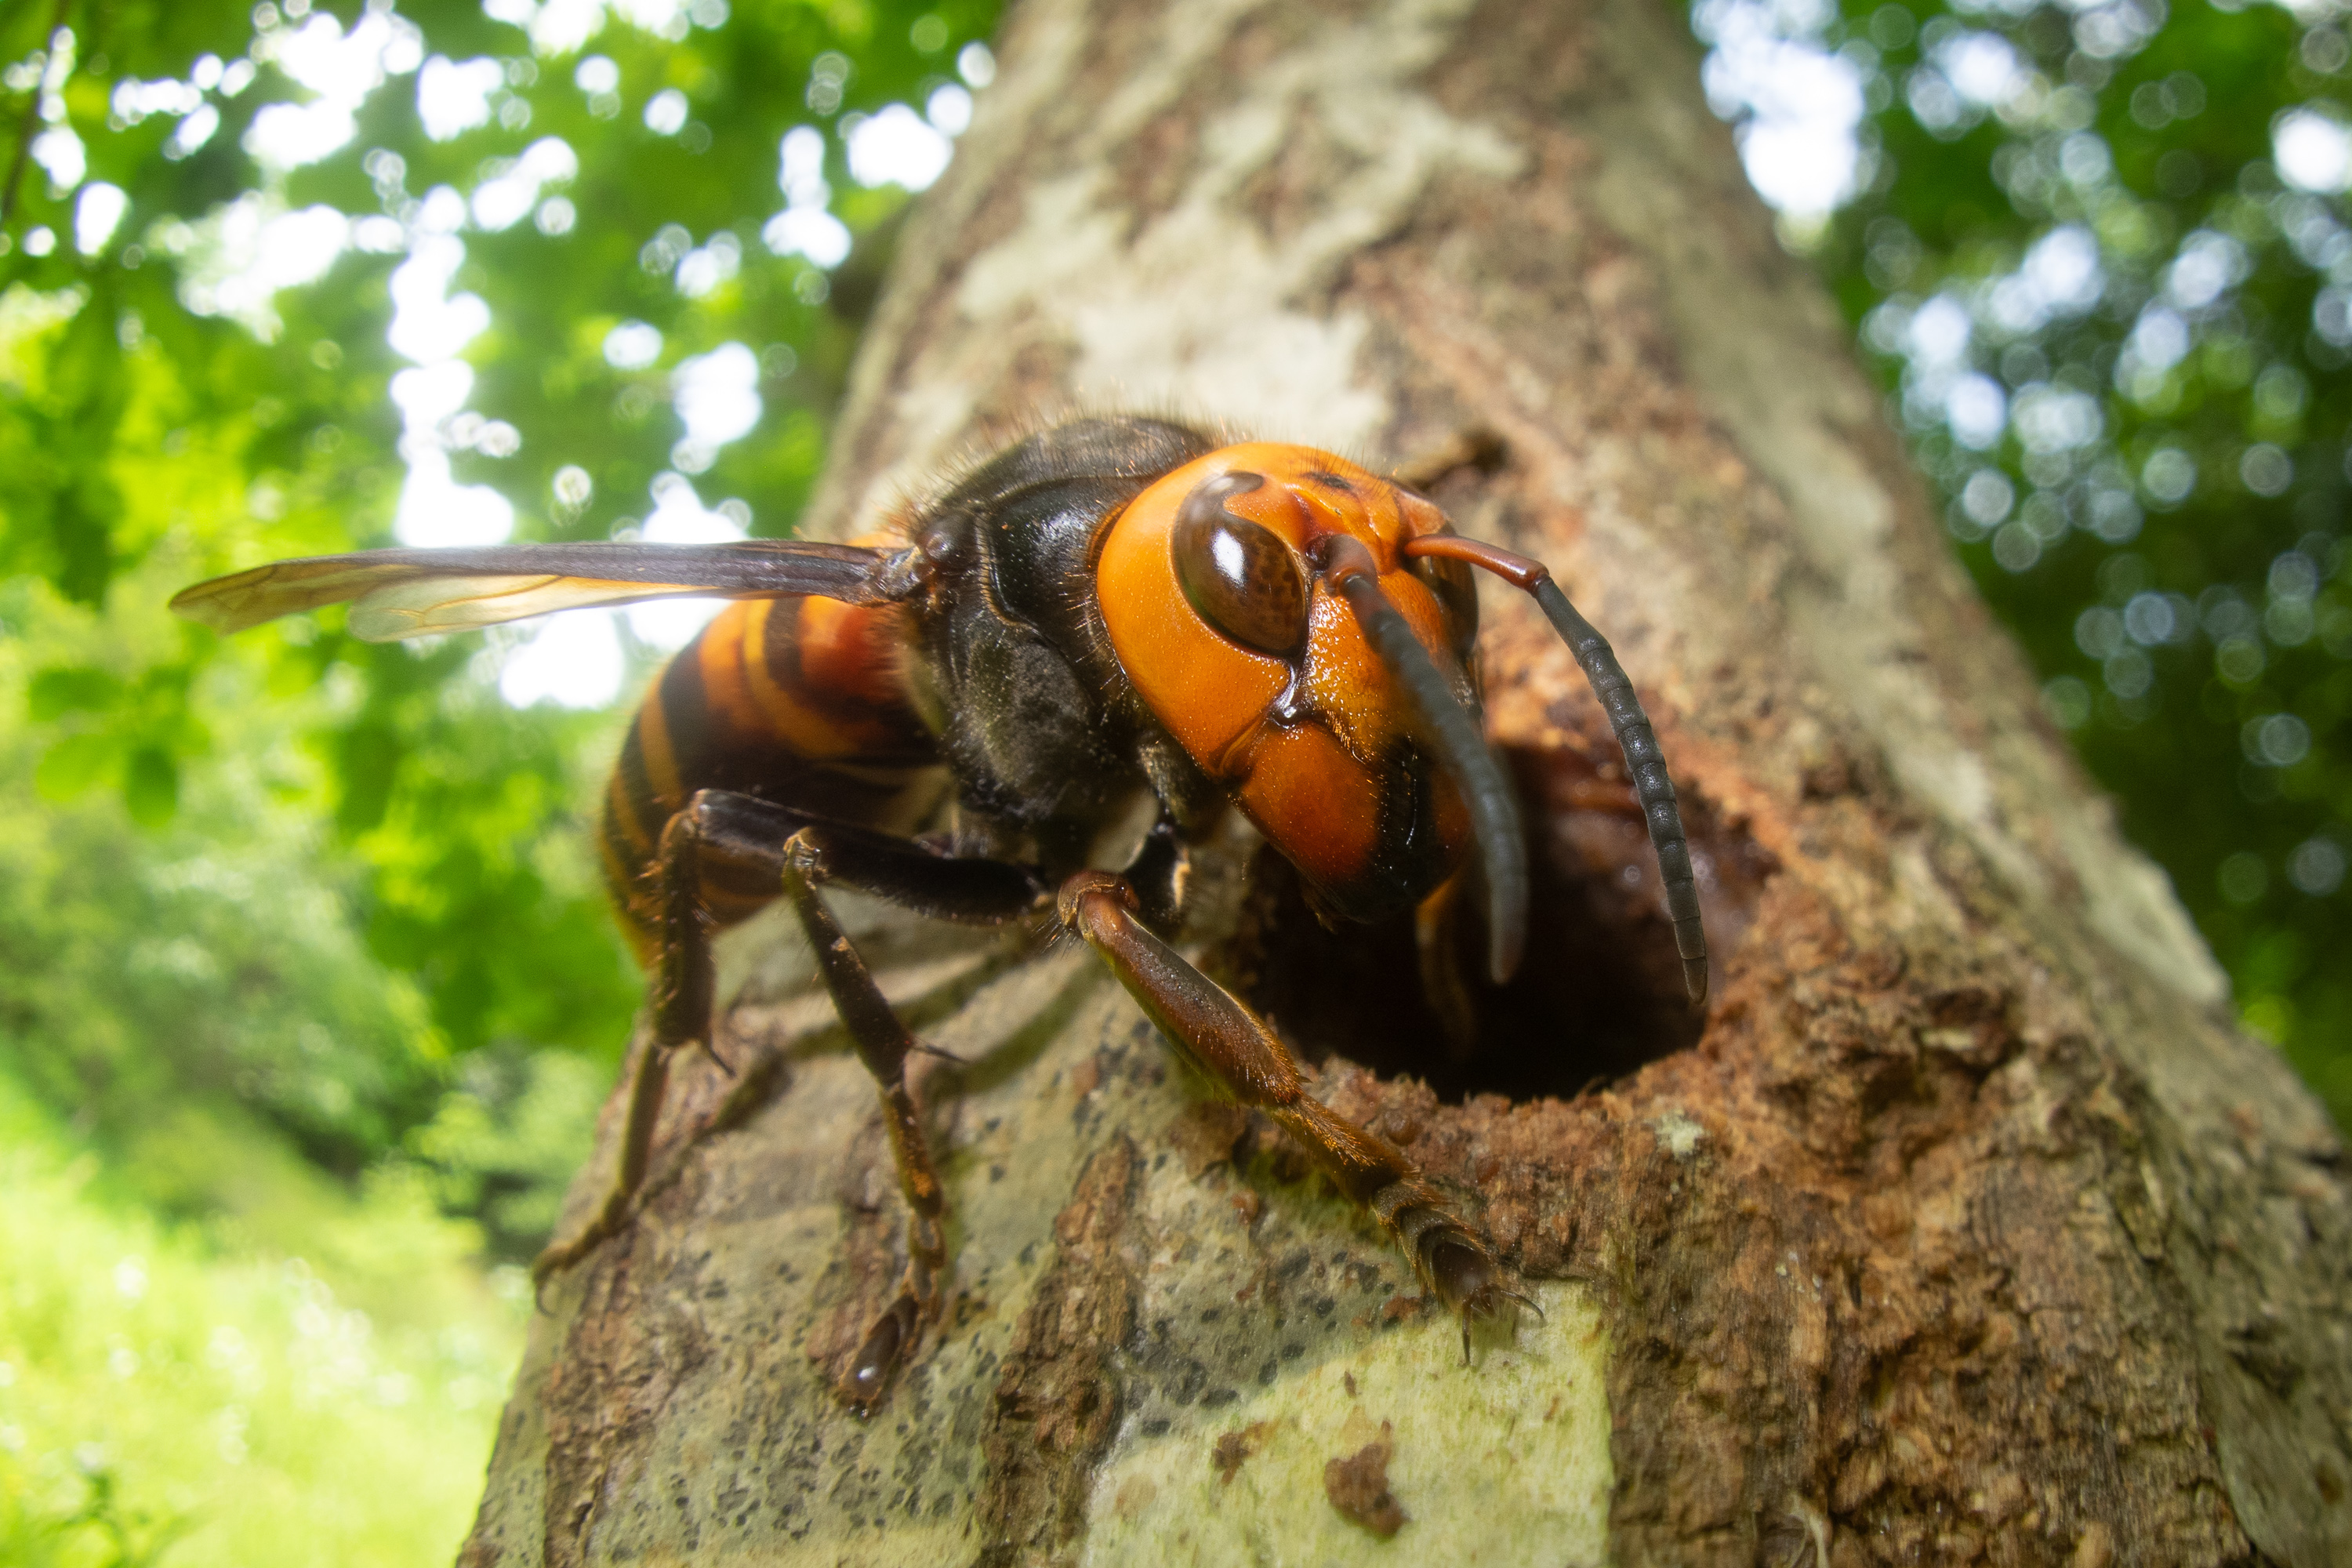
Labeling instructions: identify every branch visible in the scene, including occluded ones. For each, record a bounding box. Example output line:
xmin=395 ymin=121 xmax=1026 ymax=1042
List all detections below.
xmin=2 ymin=0 xmax=78 ymax=229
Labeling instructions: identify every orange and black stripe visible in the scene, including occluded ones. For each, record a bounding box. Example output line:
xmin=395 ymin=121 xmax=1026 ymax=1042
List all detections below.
xmin=600 ymin=594 xmax=940 ymax=957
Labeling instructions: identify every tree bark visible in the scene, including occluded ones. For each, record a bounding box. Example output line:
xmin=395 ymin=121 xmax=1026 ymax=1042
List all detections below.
xmin=460 ymin=0 xmax=2352 ymax=1563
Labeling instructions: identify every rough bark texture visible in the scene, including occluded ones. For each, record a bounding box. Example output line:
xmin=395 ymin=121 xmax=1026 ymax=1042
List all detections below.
xmin=462 ymin=0 xmax=2352 ymax=1563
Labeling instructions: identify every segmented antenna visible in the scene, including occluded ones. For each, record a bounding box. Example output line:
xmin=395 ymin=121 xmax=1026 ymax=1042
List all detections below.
xmin=1529 ymin=581 xmax=1708 ymax=1006
xmin=1399 ymin=534 xmax=1710 ymax=1006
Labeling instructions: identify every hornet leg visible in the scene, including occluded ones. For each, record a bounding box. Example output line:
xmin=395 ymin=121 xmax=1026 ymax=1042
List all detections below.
xmin=775 ymin=824 xmax=1043 ymax=1406
xmin=532 ymin=790 xmax=1044 ymax=1351
xmin=530 ymin=796 xmax=729 ymax=1294
xmin=1058 ymin=870 xmax=1531 ymax=1359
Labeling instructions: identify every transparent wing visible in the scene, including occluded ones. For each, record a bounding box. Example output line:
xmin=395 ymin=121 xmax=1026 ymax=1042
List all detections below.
xmin=169 ymin=540 xmax=914 ymax=642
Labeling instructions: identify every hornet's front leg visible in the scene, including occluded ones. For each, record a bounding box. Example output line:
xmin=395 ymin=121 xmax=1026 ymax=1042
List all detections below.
xmin=1058 ymin=871 xmax=1531 ymax=1357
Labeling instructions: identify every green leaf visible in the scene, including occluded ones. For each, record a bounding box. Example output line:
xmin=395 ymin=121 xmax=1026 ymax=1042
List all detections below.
xmin=331 ymin=723 xmax=401 ymax=837
xmin=123 ymin=747 xmax=180 ymax=828
xmin=34 ymin=734 xmax=119 ymax=802
xmin=27 ymin=667 xmax=125 ymax=721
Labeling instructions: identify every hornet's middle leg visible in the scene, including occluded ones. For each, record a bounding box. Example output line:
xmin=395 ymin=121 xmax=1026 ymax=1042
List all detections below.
xmin=532 ymin=789 xmax=1043 ymax=1410
xmin=772 ymin=817 xmax=1045 ymax=1406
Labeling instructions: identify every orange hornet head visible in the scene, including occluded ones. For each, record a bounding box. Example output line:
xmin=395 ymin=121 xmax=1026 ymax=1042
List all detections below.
xmin=1095 ymin=443 xmax=1524 ymax=977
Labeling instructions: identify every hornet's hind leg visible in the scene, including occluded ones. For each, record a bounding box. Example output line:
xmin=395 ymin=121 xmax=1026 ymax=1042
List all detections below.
xmin=1058 ymin=870 xmax=1534 ymax=1358
xmin=530 ymin=793 xmax=741 ymax=1295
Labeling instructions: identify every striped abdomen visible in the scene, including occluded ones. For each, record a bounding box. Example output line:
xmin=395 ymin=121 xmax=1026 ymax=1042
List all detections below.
xmin=600 ymin=593 xmax=940 ymax=958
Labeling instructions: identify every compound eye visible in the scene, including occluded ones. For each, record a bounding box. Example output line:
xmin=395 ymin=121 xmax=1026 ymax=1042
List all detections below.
xmin=1411 ymin=533 xmax=1479 ymax=656
xmin=1172 ymin=473 xmax=1308 ymax=659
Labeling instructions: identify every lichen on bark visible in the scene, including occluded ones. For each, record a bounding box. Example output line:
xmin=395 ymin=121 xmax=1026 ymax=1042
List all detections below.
xmin=462 ymin=0 xmax=2352 ymax=1563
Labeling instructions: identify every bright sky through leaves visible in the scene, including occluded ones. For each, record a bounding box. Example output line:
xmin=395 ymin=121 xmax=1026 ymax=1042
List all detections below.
xmin=1687 ymin=0 xmax=2352 ymax=1117
xmin=38 ymin=0 xmax=993 ymax=704
xmin=229 ymin=2 xmax=983 ymax=703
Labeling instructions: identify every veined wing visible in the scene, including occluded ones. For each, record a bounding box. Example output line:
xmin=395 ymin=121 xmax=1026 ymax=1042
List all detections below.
xmin=169 ymin=540 xmax=916 ymax=641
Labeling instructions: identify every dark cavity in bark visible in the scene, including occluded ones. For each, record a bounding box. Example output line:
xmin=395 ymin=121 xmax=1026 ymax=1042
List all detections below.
xmin=1228 ymin=744 xmax=1770 ymax=1103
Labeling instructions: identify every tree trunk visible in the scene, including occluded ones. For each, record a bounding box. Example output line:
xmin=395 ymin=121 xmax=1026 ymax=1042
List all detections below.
xmin=459 ymin=0 xmax=2352 ymax=1563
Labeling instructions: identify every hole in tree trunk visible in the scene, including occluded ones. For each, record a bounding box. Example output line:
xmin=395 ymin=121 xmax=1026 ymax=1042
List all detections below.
xmin=1219 ymin=742 xmax=1772 ymax=1105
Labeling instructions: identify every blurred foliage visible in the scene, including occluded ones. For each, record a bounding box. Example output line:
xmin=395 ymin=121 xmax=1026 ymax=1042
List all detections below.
xmin=0 ymin=0 xmax=993 ymax=1074
xmin=0 ymin=561 xmax=605 ymax=1220
xmin=0 ymin=4 xmax=982 ymax=1553
xmin=1700 ymin=0 xmax=2352 ymax=1126
xmin=0 ymin=1074 xmax=524 ymax=1568
xmin=0 ymin=558 xmax=575 ymax=1560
